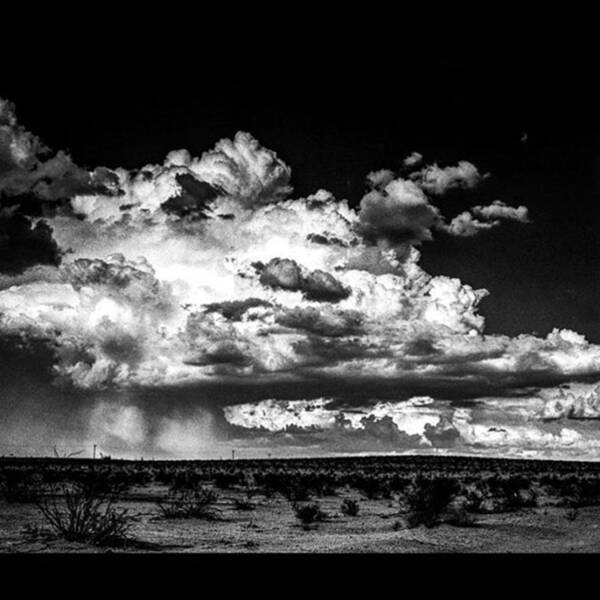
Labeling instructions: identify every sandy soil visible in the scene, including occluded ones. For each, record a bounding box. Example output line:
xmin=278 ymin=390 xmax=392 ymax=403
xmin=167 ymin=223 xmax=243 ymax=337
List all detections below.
xmin=1 ymin=485 xmax=599 ymax=553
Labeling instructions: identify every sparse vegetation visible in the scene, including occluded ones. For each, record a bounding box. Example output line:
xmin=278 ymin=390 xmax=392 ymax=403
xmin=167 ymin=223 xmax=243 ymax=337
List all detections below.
xmin=402 ymin=476 xmax=459 ymax=528
xmin=340 ymin=498 xmax=360 ymax=517
xmin=444 ymin=498 xmax=478 ymax=527
xmin=157 ymin=486 xmax=221 ymax=520
xmin=36 ymin=483 xmax=133 ymax=546
xmin=293 ymin=501 xmax=328 ymax=528
xmin=4 ymin=454 xmax=600 ymax=551
xmin=282 ymin=482 xmax=313 ymax=502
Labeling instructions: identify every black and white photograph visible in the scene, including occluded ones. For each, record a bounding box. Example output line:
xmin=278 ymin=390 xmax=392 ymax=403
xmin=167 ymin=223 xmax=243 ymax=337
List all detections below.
xmin=1 ymin=33 xmax=599 ymax=555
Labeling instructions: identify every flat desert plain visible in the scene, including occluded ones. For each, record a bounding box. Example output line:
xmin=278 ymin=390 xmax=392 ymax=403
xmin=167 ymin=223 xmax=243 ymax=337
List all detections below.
xmin=1 ymin=456 xmax=600 ymax=553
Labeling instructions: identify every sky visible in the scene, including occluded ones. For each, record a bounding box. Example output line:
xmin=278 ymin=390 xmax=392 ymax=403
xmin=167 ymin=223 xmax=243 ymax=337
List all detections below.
xmin=1 ymin=54 xmax=600 ymax=460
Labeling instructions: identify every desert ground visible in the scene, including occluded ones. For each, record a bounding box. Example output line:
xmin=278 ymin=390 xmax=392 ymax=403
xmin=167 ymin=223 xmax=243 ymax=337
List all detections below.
xmin=1 ymin=455 xmax=600 ymax=553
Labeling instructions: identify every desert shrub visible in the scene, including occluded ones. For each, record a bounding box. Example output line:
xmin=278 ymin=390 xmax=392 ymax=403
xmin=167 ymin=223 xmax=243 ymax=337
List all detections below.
xmin=505 ymin=485 xmax=538 ymax=510
xmin=444 ymin=497 xmax=478 ymax=527
xmin=73 ymin=469 xmax=130 ymax=497
xmin=282 ymin=481 xmax=313 ymax=502
xmin=255 ymin=471 xmax=292 ymax=497
xmin=157 ymin=487 xmax=220 ymax=519
xmin=459 ymin=481 xmax=487 ymax=512
xmin=168 ymin=470 xmax=206 ymax=491
xmin=293 ymin=502 xmax=328 ymax=528
xmin=389 ymin=475 xmax=410 ymax=493
xmin=36 ymin=483 xmax=133 ymax=546
xmin=403 ymin=476 xmax=459 ymax=528
xmin=340 ymin=498 xmax=360 ymax=517
xmin=305 ymin=473 xmax=339 ymax=497
xmin=353 ymin=476 xmax=387 ymax=500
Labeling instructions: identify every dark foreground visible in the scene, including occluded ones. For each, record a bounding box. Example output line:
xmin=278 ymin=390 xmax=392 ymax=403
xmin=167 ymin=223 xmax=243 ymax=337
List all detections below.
xmin=1 ymin=455 xmax=600 ymax=553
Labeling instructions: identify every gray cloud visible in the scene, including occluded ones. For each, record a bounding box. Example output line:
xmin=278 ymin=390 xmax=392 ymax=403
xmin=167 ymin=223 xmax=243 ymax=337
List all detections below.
xmin=445 ymin=201 xmax=530 ymax=237
xmin=258 ymin=258 xmax=351 ymax=302
xmin=411 ymin=160 xmax=486 ymax=195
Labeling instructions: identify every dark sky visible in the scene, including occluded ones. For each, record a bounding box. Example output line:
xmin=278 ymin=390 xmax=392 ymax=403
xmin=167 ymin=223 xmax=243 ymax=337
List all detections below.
xmin=2 ymin=51 xmax=599 ymax=341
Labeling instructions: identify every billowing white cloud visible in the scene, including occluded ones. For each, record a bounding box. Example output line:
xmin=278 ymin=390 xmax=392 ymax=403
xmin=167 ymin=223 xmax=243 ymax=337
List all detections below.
xmin=0 ymin=96 xmax=598 ymax=415
xmin=358 ymin=177 xmax=443 ymax=247
xmin=540 ymin=384 xmax=600 ymax=421
xmin=223 ymin=395 xmax=600 ymax=459
xmin=224 ymin=398 xmax=336 ymax=431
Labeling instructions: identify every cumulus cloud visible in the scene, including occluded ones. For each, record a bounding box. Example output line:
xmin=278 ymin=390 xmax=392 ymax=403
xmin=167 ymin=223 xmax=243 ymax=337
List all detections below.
xmin=0 ymin=96 xmax=597 ymax=429
xmin=445 ymin=211 xmax=497 ymax=237
xmin=359 ymin=177 xmax=443 ymax=247
xmin=411 ymin=161 xmax=487 ymax=195
xmin=451 ymin=406 xmax=598 ymax=457
xmin=258 ymin=258 xmax=351 ymax=302
xmin=540 ymin=385 xmax=600 ymax=420
xmin=0 ymin=98 xmax=96 ymax=202
xmin=472 ymin=200 xmax=530 ymax=223
xmin=223 ymin=395 xmax=600 ymax=458
xmin=0 ymin=253 xmax=184 ymax=388
xmin=0 ymin=207 xmax=62 ymax=274
xmin=226 ymin=396 xmax=448 ymax=445
xmin=189 ymin=131 xmax=292 ymax=205
xmin=403 ymin=152 xmax=423 ymax=168
xmin=445 ymin=201 xmax=530 ymax=237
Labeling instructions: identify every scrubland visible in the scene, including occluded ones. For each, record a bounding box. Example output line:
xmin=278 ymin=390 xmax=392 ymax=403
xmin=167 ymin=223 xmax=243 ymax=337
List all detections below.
xmin=1 ymin=455 xmax=600 ymax=552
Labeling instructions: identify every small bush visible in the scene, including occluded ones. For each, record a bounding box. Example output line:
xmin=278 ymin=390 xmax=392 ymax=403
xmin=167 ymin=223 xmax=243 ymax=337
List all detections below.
xmin=505 ymin=486 xmax=538 ymax=510
xmin=340 ymin=498 xmax=360 ymax=517
xmin=71 ymin=469 xmax=129 ymax=497
xmin=157 ymin=487 xmax=220 ymax=519
xmin=294 ymin=502 xmax=328 ymax=528
xmin=283 ymin=483 xmax=313 ymax=503
xmin=354 ymin=476 xmax=387 ymax=500
xmin=403 ymin=476 xmax=459 ymax=528
xmin=36 ymin=484 xmax=133 ymax=546
xmin=444 ymin=498 xmax=478 ymax=527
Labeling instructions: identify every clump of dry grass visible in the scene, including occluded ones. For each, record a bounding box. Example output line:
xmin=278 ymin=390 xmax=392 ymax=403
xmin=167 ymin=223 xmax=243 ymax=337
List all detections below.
xmin=157 ymin=487 xmax=221 ymax=519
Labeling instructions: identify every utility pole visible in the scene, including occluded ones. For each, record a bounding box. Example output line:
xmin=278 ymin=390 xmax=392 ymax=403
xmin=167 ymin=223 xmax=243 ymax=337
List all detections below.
xmin=232 ymin=449 xmax=235 ymax=460
xmin=93 ymin=444 xmax=96 ymax=460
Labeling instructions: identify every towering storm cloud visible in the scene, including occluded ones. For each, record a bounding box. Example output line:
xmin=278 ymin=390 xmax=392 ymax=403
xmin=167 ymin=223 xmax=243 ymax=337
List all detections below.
xmin=0 ymin=98 xmax=598 ymax=459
